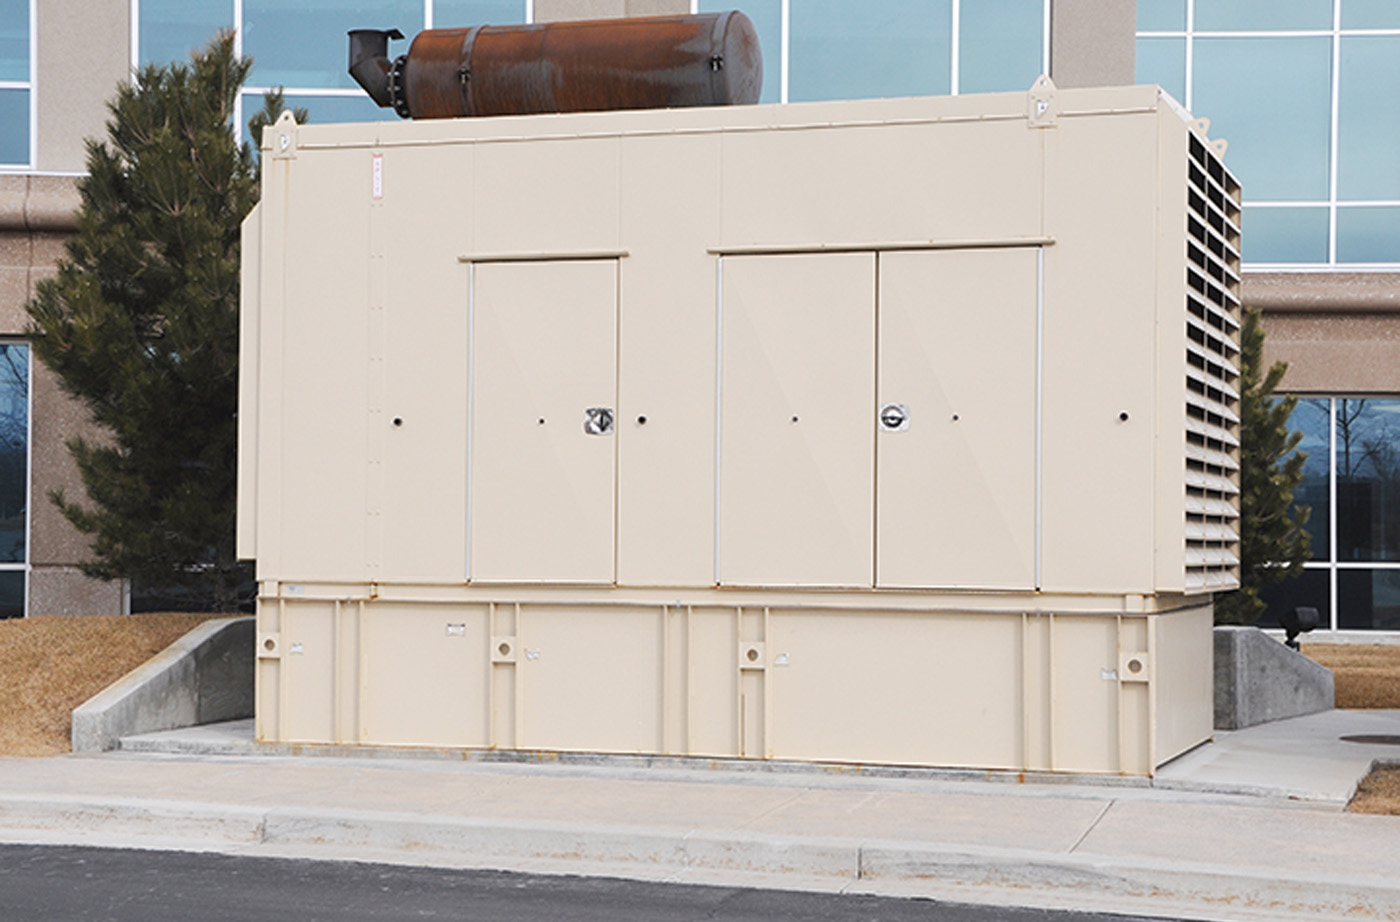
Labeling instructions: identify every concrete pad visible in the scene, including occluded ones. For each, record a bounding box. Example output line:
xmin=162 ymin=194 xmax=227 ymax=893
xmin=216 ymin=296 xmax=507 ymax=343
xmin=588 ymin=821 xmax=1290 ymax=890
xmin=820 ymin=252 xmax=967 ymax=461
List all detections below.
xmin=1156 ymin=709 xmax=1400 ymax=802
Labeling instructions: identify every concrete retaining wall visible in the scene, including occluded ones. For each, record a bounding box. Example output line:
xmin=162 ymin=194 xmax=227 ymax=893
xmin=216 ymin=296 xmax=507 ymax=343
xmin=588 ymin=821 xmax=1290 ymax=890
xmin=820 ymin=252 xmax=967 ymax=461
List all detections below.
xmin=1214 ymin=626 xmax=1335 ymax=730
xmin=71 ymin=617 xmax=254 ymax=752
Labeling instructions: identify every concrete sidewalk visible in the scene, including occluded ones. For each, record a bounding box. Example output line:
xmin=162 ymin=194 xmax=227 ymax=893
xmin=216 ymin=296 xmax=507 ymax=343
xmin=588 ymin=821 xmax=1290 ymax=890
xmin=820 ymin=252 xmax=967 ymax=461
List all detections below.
xmin=0 ymin=712 xmax=1396 ymax=922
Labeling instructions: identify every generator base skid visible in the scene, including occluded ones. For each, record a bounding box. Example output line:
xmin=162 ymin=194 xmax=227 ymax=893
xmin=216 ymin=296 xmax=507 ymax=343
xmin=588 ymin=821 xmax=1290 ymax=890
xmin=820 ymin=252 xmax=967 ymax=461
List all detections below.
xmin=255 ymin=586 xmax=1211 ymax=776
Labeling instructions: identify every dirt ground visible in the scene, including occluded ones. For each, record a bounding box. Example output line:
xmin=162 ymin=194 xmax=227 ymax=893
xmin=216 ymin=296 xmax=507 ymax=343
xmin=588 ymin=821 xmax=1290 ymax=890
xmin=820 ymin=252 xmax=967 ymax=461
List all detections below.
xmin=0 ymin=613 xmax=222 ymax=757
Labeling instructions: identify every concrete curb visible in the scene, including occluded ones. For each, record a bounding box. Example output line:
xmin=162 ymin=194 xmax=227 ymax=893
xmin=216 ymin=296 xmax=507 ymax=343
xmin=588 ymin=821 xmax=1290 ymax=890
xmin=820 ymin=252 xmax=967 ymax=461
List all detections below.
xmin=71 ymin=617 xmax=255 ymax=753
xmin=0 ymin=794 xmax=1396 ymax=921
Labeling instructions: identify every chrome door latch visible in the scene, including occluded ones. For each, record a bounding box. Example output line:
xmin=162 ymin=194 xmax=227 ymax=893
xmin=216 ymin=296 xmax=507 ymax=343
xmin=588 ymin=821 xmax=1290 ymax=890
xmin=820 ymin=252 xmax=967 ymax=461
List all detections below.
xmin=584 ymin=407 xmax=615 ymax=435
xmin=879 ymin=403 xmax=909 ymax=432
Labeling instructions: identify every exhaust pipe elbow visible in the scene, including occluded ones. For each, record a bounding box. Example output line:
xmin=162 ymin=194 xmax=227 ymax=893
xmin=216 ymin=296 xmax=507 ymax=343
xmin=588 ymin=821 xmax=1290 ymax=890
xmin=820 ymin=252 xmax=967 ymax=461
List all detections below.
xmin=348 ymin=29 xmax=405 ymax=110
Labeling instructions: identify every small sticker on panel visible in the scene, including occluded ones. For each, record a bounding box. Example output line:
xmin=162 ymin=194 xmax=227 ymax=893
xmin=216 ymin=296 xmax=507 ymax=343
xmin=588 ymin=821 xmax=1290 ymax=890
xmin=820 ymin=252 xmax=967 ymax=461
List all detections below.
xmin=774 ymin=653 xmax=790 ymax=666
xmin=372 ymin=153 xmax=384 ymax=200
xmin=290 ymin=642 xmax=305 ymax=655
xmin=284 ymin=584 xmax=305 ymax=597
xmin=1101 ymin=668 xmax=1118 ymax=681
xmin=446 ymin=623 xmax=466 ymax=637
xmin=525 ymin=648 xmax=541 ymax=660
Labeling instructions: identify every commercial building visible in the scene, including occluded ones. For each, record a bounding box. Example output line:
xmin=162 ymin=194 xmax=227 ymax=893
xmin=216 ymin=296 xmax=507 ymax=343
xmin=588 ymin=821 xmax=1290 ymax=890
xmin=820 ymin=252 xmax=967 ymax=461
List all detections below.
xmin=1 ymin=0 xmax=1396 ymax=633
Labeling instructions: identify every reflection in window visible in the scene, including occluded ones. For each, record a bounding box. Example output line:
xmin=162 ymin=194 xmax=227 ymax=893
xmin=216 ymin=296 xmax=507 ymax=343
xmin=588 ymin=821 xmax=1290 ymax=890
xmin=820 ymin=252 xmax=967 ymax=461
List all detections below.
xmin=1342 ymin=0 xmax=1400 ymax=29
xmin=1135 ymin=37 xmax=1185 ymax=102
xmin=0 ymin=346 xmax=26 ymax=567
xmin=1242 ymin=206 xmax=1329 ymax=264
xmin=789 ymin=0 xmax=951 ymax=102
xmin=433 ymin=0 xmax=526 ymax=27
xmin=1339 ymin=569 xmax=1400 ymax=630
xmin=0 ymin=0 xmax=26 ymax=82
xmin=1277 ymin=396 xmax=1400 ymax=630
xmin=1194 ymin=0 xmax=1332 ymax=32
xmin=240 ymin=91 xmax=390 ymax=147
xmin=1192 ymin=37 xmax=1332 ymax=203
xmin=139 ymin=0 xmax=233 ymax=66
xmin=1338 ymin=37 xmax=1400 ymax=202
xmin=958 ymin=0 xmax=1042 ymax=95
xmin=1137 ymin=0 xmax=1186 ymax=32
xmin=0 ymin=345 xmax=26 ymax=620
xmin=0 ymin=88 xmax=27 ymax=166
xmin=1337 ymin=207 xmax=1400 ymax=264
xmin=1291 ymin=398 xmax=1331 ymax=561
xmin=1335 ymin=399 xmax=1400 ymax=562
xmin=244 ymin=0 xmax=424 ymax=90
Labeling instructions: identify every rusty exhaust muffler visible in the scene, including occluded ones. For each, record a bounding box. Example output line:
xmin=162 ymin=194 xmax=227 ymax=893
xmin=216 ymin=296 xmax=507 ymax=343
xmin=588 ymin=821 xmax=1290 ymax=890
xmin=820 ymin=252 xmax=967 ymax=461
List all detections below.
xmin=348 ymin=12 xmax=762 ymax=119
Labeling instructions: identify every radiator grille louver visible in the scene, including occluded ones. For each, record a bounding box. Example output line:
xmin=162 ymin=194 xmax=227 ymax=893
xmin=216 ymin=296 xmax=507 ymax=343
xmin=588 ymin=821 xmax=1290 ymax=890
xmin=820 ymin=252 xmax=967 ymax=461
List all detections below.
xmin=1185 ymin=134 xmax=1242 ymax=593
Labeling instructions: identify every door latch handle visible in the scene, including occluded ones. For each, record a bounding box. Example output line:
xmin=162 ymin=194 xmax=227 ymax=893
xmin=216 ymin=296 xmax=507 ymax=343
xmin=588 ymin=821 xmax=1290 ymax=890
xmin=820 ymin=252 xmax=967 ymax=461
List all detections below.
xmin=584 ymin=407 xmax=615 ymax=435
xmin=879 ymin=403 xmax=909 ymax=432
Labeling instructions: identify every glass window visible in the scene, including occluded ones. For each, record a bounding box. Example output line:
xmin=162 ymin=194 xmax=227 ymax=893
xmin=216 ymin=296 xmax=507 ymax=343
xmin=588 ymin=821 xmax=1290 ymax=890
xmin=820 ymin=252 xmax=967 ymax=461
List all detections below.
xmin=1338 ymin=37 xmax=1400 ymax=202
xmin=1137 ymin=0 xmax=1187 ymax=32
xmin=241 ymin=91 xmax=389 ymax=145
xmin=1194 ymin=0 xmax=1332 ymax=32
xmin=1335 ymin=398 xmax=1400 ymax=561
xmin=1257 ymin=567 xmax=1329 ymax=630
xmin=789 ymin=0 xmax=951 ymax=102
xmin=139 ymin=0 xmax=234 ymax=67
xmin=1337 ymin=207 xmax=1400 ymax=263
xmin=1192 ymin=37 xmax=1332 ymax=202
xmin=700 ymin=0 xmax=781 ymax=104
xmin=1135 ymin=37 xmax=1186 ymax=102
xmin=1290 ymin=398 xmax=1332 ymax=560
xmin=0 ymin=88 xmax=27 ymax=166
xmin=1339 ymin=569 xmax=1400 ymax=630
xmin=0 ymin=345 xmax=26 ymax=568
xmin=1242 ymin=206 xmax=1329 ymax=263
xmin=1342 ymin=0 xmax=1400 ymax=30
xmin=958 ymin=0 xmax=1042 ymax=95
xmin=244 ymin=0 xmax=424 ymax=90
xmin=433 ymin=0 xmax=526 ymax=27
xmin=0 ymin=571 xmax=21 ymax=619
xmin=0 ymin=0 xmax=26 ymax=82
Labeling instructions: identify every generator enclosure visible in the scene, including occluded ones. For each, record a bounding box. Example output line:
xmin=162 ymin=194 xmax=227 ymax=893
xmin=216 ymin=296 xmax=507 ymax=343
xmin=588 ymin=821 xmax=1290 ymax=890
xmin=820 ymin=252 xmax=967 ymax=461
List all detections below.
xmin=240 ymin=80 xmax=1242 ymax=776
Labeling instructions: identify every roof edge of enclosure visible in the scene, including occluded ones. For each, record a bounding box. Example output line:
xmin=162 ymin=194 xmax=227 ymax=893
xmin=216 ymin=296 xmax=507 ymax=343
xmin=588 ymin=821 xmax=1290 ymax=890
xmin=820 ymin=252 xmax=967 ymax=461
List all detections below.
xmin=348 ymin=12 xmax=762 ymax=119
xmin=241 ymin=82 xmax=1240 ymax=776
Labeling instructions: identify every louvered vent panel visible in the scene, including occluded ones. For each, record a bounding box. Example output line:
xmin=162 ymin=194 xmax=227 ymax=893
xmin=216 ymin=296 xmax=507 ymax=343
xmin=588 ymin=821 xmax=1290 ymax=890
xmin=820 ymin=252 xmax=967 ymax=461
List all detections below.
xmin=1185 ymin=134 xmax=1243 ymax=592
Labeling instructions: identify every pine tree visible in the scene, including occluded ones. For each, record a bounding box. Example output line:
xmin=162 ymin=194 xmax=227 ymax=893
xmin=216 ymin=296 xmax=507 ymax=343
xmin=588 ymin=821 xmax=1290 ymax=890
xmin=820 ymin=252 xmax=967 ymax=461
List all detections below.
xmin=26 ymin=32 xmax=293 ymax=611
xmin=1214 ymin=308 xmax=1312 ymax=625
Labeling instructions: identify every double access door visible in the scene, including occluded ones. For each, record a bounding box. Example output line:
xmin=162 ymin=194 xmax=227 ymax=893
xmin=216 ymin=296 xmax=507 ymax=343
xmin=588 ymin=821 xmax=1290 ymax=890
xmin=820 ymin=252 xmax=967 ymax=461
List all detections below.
xmin=719 ymin=249 xmax=1038 ymax=590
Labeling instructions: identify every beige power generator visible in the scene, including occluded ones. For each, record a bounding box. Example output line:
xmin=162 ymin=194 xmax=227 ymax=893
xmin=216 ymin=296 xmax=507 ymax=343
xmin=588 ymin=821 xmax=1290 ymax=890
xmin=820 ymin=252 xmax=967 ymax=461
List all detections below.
xmin=240 ymin=78 xmax=1241 ymax=775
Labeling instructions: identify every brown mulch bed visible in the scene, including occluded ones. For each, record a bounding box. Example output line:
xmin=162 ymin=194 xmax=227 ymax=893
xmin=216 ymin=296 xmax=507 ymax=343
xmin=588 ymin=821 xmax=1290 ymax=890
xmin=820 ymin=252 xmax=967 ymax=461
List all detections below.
xmin=1347 ymin=764 xmax=1400 ymax=816
xmin=1301 ymin=643 xmax=1400 ymax=709
xmin=0 ymin=613 xmax=222 ymax=757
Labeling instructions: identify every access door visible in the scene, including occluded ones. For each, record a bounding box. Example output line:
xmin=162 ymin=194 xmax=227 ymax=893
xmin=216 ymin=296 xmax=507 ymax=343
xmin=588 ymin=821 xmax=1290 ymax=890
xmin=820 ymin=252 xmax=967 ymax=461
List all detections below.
xmin=876 ymin=248 xmax=1038 ymax=590
xmin=719 ymin=253 xmax=876 ymax=587
xmin=470 ymin=260 xmax=618 ymax=583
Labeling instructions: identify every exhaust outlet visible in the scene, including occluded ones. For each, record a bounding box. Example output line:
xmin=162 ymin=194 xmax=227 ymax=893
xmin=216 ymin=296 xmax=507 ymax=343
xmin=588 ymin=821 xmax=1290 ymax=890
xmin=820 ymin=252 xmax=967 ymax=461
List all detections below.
xmin=348 ymin=28 xmax=406 ymax=111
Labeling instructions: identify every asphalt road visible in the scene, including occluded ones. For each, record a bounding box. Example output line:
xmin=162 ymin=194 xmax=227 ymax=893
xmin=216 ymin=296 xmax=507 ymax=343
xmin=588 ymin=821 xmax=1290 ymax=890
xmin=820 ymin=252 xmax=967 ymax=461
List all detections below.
xmin=0 ymin=844 xmax=1180 ymax=922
